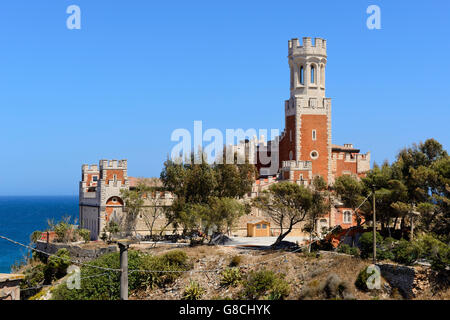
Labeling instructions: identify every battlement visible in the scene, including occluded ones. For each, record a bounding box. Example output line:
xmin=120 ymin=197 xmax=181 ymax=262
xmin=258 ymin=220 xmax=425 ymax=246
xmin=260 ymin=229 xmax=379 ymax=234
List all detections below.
xmin=82 ymin=164 xmax=99 ymax=173
xmin=281 ymin=160 xmax=312 ymax=171
xmin=99 ymin=159 xmax=127 ymax=170
xmin=288 ymin=37 xmax=327 ymax=57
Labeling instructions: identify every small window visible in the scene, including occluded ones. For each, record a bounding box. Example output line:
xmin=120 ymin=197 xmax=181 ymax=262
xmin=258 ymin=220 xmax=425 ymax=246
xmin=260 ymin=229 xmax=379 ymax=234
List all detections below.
xmin=92 ymin=176 xmax=98 ymax=182
xmin=289 ymin=130 xmax=292 ymax=142
xmin=262 ymin=224 xmax=267 ymax=229
xmin=311 ymin=66 xmax=315 ymax=84
xmin=343 ymin=211 xmax=352 ymax=224
xmin=112 ymin=197 xmax=117 ymax=202
xmin=256 ymin=224 xmax=261 ymax=229
xmin=310 ymin=150 xmax=319 ymax=160
xmin=312 ymin=130 xmax=316 ymax=141
xmin=299 ymin=66 xmax=304 ymax=84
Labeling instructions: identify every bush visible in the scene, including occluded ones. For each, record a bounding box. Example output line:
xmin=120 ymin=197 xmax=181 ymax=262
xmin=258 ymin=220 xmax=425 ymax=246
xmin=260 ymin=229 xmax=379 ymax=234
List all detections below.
xmin=229 ymin=255 xmax=242 ymax=267
xmin=52 ymin=249 xmax=191 ymax=300
xmin=183 ymin=280 xmax=205 ymax=300
xmin=359 ymin=232 xmax=383 ymax=258
xmin=355 ymin=266 xmax=377 ymax=292
xmin=300 ymin=274 xmax=354 ymax=300
xmin=220 ymin=268 xmax=242 ymax=287
xmin=392 ymin=239 xmax=421 ymax=265
xmin=240 ymin=270 xmax=290 ymax=300
xmin=337 ymin=244 xmax=360 ymax=257
xmin=44 ymin=248 xmax=71 ymax=283
xmin=76 ymin=229 xmax=90 ymax=243
xmin=415 ymin=234 xmax=450 ymax=271
xmin=30 ymin=231 xmax=43 ymax=243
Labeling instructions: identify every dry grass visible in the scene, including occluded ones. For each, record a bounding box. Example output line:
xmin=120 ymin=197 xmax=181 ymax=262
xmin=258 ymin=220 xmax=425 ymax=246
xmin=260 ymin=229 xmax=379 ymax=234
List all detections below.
xmin=128 ymin=244 xmax=449 ymax=300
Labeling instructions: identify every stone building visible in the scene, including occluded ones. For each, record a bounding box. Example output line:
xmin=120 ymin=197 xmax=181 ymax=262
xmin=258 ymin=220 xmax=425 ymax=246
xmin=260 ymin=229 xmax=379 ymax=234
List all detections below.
xmin=79 ymin=36 xmax=370 ymax=241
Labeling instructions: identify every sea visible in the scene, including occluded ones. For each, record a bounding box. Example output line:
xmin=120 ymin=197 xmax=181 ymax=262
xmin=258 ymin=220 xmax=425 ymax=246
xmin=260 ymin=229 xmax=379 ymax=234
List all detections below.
xmin=0 ymin=196 xmax=78 ymax=273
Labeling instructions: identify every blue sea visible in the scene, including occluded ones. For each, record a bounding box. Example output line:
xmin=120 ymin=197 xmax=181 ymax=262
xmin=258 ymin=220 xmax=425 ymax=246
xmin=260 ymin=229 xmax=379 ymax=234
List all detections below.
xmin=0 ymin=196 xmax=78 ymax=273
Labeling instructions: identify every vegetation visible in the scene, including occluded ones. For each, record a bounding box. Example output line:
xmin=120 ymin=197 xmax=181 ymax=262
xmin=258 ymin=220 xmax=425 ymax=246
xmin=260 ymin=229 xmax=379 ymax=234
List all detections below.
xmin=183 ymin=280 xmax=205 ymax=300
xmin=300 ymin=273 xmax=354 ymax=300
xmin=337 ymin=244 xmax=360 ymax=257
xmin=159 ymin=151 xmax=255 ymax=237
xmin=229 ymin=255 xmax=242 ymax=267
xmin=52 ymin=249 xmax=191 ymax=300
xmin=355 ymin=266 xmax=376 ymax=292
xmin=239 ymin=269 xmax=290 ymax=300
xmin=253 ymin=182 xmax=316 ymax=246
xmin=220 ymin=268 xmax=242 ymax=287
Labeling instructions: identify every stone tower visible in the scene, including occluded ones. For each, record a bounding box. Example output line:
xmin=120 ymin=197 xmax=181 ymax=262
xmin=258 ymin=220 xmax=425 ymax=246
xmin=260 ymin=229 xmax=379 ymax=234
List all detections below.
xmin=279 ymin=37 xmax=332 ymax=183
xmin=79 ymin=160 xmax=129 ymax=239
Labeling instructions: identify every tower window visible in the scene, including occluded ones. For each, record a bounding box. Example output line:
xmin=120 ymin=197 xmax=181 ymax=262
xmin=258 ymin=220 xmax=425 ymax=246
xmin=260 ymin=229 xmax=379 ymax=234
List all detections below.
xmin=310 ymin=150 xmax=319 ymax=160
xmin=312 ymin=130 xmax=316 ymax=141
xmin=311 ymin=66 xmax=315 ymax=84
xmin=299 ymin=66 xmax=304 ymax=84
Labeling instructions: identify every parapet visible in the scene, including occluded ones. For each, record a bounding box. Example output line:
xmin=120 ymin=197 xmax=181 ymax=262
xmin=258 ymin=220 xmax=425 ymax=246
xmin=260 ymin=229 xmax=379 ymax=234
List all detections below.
xmin=282 ymin=160 xmax=312 ymax=171
xmin=288 ymin=37 xmax=327 ymax=57
xmin=99 ymin=159 xmax=127 ymax=170
xmin=82 ymin=164 xmax=99 ymax=173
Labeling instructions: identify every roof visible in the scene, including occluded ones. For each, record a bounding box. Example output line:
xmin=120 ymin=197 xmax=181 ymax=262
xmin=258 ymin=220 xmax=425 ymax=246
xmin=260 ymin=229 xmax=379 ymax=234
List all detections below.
xmin=0 ymin=273 xmax=25 ymax=282
xmin=128 ymin=177 xmax=163 ymax=188
xmin=332 ymin=144 xmax=360 ymax=153
xmin=247 ymin=220 xmax=270 ymax=225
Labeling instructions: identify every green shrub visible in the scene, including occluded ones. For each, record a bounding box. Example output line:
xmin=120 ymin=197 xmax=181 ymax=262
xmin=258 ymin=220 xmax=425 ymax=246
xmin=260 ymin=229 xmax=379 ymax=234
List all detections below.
xmin=337 ymin=244 xmax=352 ymax=254
xmin=21 ymin=264 xmax=45 ymax=289
xmin=337 ymin=244 xmax=360 ymax=256
xmin=240 ymin=270 xmax=290 ymax=300
xmin=229 ymin=255 xmax=242 ymax=267
xmin=44 ymin=248 xmax=71 ymax=283
xmin=30 ymin=231 xmax=43 ymax=243
xmin=415 ymin=234 xmax=450 ymax=271
xmin=51 ymin=249 xmax=191 ymax=300
xmin=76 ymin=229 xmax=90 ymax=243
xmin=220 ymin=268 xmax=242 ymax=287
xmin=359 ymin=232 xmax=383 ymax=259
xmin=183 ymin=280 xmax=205 ymax=300
xmin=355 ymin=266 xmax=376 ymax=292
xmin=392 ymin=239 xmax=421 ymax=265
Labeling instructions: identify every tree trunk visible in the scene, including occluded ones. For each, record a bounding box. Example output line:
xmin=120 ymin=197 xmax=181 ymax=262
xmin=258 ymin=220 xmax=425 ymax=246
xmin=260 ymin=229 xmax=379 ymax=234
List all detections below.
xmin=273 ymin=225 xmax=292 ymax=247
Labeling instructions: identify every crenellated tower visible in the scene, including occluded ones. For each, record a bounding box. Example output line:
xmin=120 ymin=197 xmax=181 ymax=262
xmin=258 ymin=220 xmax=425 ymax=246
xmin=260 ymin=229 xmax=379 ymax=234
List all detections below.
xmin=279 ymin=37 xmax=332 ymax=183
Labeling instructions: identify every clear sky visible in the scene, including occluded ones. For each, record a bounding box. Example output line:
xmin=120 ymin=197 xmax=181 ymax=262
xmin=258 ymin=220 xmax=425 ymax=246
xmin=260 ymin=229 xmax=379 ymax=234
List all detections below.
xmin=0 ymin=0 xmax=449 ymax=195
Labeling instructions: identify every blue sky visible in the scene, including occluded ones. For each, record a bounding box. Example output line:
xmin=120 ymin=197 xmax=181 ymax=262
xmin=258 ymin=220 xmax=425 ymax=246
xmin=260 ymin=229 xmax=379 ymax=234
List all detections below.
xmin=0 ymin=0 xmax=449 ymax=195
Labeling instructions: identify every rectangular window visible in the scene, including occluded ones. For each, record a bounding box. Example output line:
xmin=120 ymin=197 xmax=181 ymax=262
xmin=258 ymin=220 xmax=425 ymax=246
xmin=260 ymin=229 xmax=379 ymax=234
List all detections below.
xmin=256 ymin=224 xmax=261 ymax=229
xmin=93 ymin=176 xmax=98 ymax=182
xmin=262 ymin=224 xmax=267 ymax=229
xmin=312 ymin=130 xmax=316 ymax=141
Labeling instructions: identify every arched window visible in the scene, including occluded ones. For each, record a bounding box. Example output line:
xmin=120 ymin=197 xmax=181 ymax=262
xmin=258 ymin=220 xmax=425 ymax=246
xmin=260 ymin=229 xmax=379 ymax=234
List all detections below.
xmin=311 ymin=65 xmax=315 ymax=84
xmin=299 ymin=66 xmax=304 ymax=84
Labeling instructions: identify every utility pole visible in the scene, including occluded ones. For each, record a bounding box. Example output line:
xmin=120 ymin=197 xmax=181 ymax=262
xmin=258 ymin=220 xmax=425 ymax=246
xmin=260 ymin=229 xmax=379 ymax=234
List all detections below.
xmin=372 ymin=185 xmax=377 ymax=265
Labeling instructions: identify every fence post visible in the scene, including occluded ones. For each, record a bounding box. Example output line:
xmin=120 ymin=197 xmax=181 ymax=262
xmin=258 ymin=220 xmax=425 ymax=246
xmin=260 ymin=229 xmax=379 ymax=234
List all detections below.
xmin=118 ymin=241 xmax=129 ymax=300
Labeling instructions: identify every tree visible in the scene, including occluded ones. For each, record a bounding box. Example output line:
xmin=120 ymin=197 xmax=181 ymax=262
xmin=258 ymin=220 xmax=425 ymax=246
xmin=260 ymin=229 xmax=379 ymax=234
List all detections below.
xmin=160 ymin=150 xmax=256 ymax=236
xmin=120 ymin=181 xmax=150 ymax=236
xmin=303 ymin=176 xmax=330 ymax=251
xmin=253 ymin=182 xmax=313 ymax=246
xmin=205 ymin=197 xmax=248 ymax=235
xmin=334 ymin=175 xmax=366 ymax=226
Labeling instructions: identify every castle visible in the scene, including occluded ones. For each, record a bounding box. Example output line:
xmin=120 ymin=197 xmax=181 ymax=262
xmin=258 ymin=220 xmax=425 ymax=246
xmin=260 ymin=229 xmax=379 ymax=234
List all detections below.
xmin=79 ymin=37 xmax=371 ymax=240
